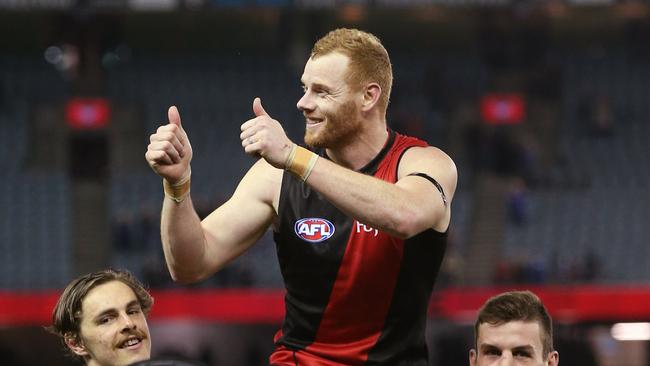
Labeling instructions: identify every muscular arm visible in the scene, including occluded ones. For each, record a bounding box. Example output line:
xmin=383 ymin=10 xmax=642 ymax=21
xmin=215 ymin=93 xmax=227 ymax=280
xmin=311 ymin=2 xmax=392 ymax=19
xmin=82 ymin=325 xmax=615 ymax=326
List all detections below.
xmin=240 ymin=98 xmax=457 ymax=239
xmin=147 ymin=106 xmax=282 ymax=284
xmin=161 ymin=159 xmax=281 ymax=284
xmin=305 ymin=146 xmax=457 ymax=238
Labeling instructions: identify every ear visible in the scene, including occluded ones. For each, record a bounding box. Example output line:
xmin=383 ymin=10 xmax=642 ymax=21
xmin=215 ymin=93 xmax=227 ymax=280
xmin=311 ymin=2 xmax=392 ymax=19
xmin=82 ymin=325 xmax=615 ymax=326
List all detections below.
xmin=546 ymin=351 xmax=559 ymax=366
xmin=361 ymin=83 xmax=382 ymax=112
xmin=64 ymin=333 xmax=89 ymax=357
xmin=469 ymin=348 xmax=477 ymax=366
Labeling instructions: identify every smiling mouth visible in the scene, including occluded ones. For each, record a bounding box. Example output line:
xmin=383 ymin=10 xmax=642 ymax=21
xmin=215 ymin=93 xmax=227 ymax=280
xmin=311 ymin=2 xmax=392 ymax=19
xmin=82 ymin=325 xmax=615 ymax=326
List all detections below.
xmin=305 ymin=117 xmax=324 ymax=126
xmin=118 ymin=336 xmax=143 ymax=349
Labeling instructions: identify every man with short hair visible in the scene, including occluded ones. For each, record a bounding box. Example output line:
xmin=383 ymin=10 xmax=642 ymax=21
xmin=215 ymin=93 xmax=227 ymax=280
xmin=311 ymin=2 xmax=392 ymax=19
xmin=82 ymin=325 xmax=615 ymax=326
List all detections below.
xmin=146 ymin=28 xmax=457 ymax=364
xmin=470 ymin=290 xmax=560 ymax=366
xmin=49 ymin=269 xmax=153 ymax=366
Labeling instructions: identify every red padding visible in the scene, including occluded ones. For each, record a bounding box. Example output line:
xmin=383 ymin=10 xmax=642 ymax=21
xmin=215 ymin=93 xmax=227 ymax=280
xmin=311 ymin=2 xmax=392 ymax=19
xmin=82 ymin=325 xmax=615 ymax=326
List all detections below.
xmin=431 ymin=285 xmax=650 ymax=323
xmin=3 ymin=285 xmax=650 ymax=327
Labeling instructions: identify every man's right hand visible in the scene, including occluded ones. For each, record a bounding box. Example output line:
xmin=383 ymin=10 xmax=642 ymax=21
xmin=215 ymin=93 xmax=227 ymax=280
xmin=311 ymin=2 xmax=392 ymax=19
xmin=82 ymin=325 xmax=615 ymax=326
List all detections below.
xmin=145 ymin=106 xmax=193 ymax=184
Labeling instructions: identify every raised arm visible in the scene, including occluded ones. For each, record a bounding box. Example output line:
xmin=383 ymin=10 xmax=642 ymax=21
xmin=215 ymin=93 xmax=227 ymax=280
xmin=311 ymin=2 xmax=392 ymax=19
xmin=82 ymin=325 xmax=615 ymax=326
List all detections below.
xmin=306 ymin=146 xmax=457 ymax=237
xmin=146 ymin=106 xmax=280 ymax=284
xmin=241 ymin=98 xmax=457 ymax=239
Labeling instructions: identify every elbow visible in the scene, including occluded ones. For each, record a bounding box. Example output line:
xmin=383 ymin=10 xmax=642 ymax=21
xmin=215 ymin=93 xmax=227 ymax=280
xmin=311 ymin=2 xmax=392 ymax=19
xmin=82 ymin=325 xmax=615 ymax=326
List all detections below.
xmin=167 ymin=266 xmax=205 ymax=285
xmin=170 ymin=274 xmax=198 ymax=285
xmin=390 ymin=209 xmax=427 ymax=239
xmin=168 ymin=260 xmax=226 ymax=285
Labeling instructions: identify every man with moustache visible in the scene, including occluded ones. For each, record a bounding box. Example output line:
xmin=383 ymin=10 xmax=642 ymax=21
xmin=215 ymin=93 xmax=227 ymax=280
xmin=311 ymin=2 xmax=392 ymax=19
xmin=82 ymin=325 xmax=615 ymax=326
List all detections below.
xmin=145 ymin=28 xmax=457 ymax=365
xmin=49 ymin=269 xmax=152 ymax=366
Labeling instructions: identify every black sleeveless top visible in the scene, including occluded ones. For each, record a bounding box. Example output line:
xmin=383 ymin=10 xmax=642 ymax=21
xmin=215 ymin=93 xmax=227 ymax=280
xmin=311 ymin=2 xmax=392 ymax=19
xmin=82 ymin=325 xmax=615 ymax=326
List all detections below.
xmin=271 ymin=131 xmax=447 ymax=365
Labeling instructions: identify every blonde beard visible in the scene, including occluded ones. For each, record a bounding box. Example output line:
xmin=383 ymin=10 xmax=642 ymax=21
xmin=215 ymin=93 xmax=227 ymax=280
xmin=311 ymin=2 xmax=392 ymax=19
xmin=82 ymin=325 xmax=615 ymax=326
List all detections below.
xmin=304 ymin=100 xmax=360 ymax=149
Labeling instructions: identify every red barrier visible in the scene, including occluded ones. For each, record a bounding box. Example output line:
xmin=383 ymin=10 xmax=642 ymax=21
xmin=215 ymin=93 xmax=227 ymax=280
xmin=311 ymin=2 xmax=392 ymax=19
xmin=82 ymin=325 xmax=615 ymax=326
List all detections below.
xmin=3 ymin=285 xmax=650 ymax=327
xmin=431 ymin=285 xmax=650 ymax=323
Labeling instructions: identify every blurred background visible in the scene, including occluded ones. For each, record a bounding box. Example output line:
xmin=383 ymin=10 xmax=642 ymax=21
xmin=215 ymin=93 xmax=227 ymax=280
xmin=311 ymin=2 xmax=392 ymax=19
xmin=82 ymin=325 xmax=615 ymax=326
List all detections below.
xmin=1 ymin=0 xmax=649 ymax=364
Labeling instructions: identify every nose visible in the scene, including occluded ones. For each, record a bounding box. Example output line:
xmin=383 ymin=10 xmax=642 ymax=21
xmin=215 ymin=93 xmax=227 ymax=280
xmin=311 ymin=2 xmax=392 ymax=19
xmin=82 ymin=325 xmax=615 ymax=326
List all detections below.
xmin=119 ymin=312 xmax=136 ymax=331
xmin=496 ymin=354 xmax=515 ymax=366
xmin=297 ymin=92 xmax=314 ymax=112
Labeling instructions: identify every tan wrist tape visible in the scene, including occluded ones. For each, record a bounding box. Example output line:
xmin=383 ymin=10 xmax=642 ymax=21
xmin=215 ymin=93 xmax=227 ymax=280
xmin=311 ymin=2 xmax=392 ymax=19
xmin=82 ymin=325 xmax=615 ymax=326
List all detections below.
xmin=163 ymin=173 xmax=191 ymax=203
xmin=285 ymin=145 xmax=318 ymax=182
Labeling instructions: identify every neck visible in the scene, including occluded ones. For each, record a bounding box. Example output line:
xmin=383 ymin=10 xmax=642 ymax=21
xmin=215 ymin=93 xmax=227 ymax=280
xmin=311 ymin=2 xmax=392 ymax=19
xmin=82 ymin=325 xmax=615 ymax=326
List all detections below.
xmin=326 ymin=118 xmax=388 ymax=171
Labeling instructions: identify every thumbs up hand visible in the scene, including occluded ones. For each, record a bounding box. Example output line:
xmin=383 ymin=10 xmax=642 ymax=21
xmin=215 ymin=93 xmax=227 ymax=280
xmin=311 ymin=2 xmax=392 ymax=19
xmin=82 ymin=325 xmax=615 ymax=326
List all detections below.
xmin=252 ymin=96 xmax=268 ymax=118
xmin=240 ymin=97 xmax=294 ymax=169
xmin=145 ymin=106 xmax=193 ymax=184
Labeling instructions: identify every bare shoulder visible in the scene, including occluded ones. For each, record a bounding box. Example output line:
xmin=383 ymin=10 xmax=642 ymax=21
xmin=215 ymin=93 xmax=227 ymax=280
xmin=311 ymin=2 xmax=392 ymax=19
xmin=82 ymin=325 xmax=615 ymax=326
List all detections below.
xmin=398 ymin=145 xmax=458 ymax=200
xmin=248 ymin=157 xmax=284 ymax=180
xmin=398 ymin=146 xmax=457 ymax=179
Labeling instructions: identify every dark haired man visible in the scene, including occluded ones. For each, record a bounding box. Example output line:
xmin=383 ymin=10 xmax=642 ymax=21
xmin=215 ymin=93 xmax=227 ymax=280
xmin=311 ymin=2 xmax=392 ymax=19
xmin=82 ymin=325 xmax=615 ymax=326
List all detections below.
xmin=470 ymin=290 xmax=559 ymax=366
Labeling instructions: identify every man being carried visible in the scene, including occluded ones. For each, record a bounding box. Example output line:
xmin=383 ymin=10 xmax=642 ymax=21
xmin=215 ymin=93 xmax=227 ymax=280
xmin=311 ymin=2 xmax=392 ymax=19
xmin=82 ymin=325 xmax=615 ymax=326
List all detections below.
xmin=146 ymin=28 xmax=457 ymax=364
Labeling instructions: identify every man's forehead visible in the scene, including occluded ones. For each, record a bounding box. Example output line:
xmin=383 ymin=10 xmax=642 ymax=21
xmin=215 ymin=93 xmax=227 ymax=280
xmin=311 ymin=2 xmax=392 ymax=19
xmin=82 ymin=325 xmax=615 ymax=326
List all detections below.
xmin=81 ymin=281 xmax=138 ymax=317
xmin=302 ymin=52 xmax=350 ymax=85
xmin=477 ymin=320 xmax=544 ymax=350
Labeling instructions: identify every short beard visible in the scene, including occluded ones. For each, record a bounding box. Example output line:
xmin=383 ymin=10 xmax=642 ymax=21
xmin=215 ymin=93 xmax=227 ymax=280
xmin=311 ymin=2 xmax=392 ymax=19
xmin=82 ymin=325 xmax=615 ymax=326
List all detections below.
xmin=304 ymin=100 xmax=360 ymax=149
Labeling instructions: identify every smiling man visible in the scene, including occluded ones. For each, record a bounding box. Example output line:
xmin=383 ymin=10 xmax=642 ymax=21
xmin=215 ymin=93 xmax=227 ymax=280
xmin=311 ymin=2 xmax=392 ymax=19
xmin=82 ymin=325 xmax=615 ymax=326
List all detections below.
xmin=146 ymin=28 xmax=457 ymax=365
xmin=470 ymin=291 xmax=560 ymax=366
xmin=49 ymin=269 xmax=153 ymax=366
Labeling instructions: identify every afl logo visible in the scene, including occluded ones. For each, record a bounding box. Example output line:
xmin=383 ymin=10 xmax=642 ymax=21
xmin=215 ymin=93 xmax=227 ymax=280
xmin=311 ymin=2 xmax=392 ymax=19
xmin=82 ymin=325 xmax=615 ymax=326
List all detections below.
xmin=294 ymin=218 xmax=335 ymax=243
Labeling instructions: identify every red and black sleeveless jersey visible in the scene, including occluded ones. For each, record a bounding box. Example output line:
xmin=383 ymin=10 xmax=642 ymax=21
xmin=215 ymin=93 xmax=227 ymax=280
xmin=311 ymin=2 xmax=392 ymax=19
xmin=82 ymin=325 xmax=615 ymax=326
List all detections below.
xmin=270 ymin=131 xmax=447 ymax=366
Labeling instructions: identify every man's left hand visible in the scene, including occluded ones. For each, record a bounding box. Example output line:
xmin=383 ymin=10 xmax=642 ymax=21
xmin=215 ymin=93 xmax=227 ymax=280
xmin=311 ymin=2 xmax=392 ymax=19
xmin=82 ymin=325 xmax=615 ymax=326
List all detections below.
xmin=240 ymin=97 xmax=295 ymax=169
